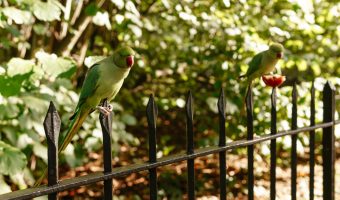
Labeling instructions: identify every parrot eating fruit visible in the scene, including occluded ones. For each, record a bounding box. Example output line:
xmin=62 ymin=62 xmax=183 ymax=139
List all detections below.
xmin=239 ymin=43 xmax=284 ymax=85
xmin=238 ymin=43 xmax=284 ymax=114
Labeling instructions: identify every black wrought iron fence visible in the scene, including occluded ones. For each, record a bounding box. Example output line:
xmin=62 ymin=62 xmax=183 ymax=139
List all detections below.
xmin=0 ymin=81 xmax=339 ymax=200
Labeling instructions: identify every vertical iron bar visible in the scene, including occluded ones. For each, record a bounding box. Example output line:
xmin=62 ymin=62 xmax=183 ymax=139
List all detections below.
xmin=146 ymin=94 xmax=158 ymax=200
xmin=291 ymin=83 xmax=297 ymax=200
xmin=218 ymin=88 xmax=227 ymax=200
xmin=270 ymin=88 xmax=277 ymax=200
xmin=310 ymin=82 xmax=315 ymax=200
xmin=186 ymin=91 xmax=195 ymax=200
xmin=43 ymin=102 xmax=61 ymax=200
xmin=245 ymin=85 xmax=254 ymax=200
xmin=322 ymin=81 xmax=335 ymax=200
xmin=99 ymin=100 xmax=113 ymax=200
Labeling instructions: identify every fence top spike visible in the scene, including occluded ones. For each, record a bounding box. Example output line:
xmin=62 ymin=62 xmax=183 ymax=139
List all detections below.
xmin=43 ymin=101 xmax=61 ymax=143
xmin=217 ymin=88 xmax=226 ymax=114
xmin=310 ymin=80 xmax=315 ymax=92
xmin=324 ymin=81 xmax=336 ymax=91
xmin=146 ymin=94 xmax=158 ymax=124
xmin=292 ymin=82 xmax=298 ymax=100
xmin=271 ymin=87 xmax=277 ymax=103
xmin=186 ymin=90 xmax=193 ymax=118
xmin=245 ymin=85 xmax=253 ymax=110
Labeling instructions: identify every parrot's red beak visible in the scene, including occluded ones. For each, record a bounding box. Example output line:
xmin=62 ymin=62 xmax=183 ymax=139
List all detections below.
xmin=276 ymin=52 xmax=283 ymax=59
xmin=126 ymin=55 xmax=134 ymax=67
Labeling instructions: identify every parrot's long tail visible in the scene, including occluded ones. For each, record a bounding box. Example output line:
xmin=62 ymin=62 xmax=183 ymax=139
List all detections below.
xmin=33 ymin=109 xmax=90 ymax=186
xmin=33 ymin=169 xmax=47 ymax=187
xmin=58 ymin=110 xmax=89 ymax=153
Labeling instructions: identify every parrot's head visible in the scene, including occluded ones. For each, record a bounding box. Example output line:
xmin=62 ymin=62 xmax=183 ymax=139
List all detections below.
xmin=269 ymin=43 xmax=284 ymax=59
xmin=113 ymin=46 xmax=135 ymax=68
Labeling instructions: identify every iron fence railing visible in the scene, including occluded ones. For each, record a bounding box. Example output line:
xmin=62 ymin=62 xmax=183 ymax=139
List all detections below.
xmin=0 ymin=81 xmax=338 ymax=200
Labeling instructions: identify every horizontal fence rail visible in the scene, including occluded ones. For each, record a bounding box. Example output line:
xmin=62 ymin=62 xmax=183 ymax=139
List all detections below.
xmin=0 ymin=81 xmax=338 ymax=200
xmin=2 ymin=121 xmax=339 ymax=200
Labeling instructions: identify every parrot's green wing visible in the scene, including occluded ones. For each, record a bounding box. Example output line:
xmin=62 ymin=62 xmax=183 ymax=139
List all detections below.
xmin=245 ymin=52 xmax=263 ymax=76
xmin=70 ymin=64 xmax=100 ymax=119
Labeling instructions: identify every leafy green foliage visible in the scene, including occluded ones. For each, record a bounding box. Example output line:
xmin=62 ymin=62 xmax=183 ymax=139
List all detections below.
xmin=0 ymin=0 xmax=339 ymax=198
xmin=32 ymin=0 xmax=63 ymax=21
xmin=0 ymin=141 xmax=27 ymax=176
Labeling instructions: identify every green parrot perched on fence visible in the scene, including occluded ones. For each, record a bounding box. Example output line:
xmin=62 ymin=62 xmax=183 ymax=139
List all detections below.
xmin=238 ymin=43 xmax=284 ymax=113
xmin=34 ymin=46 xmax=135 ymax=186
xmin=239 ymin=43 xmax=284 ymax=85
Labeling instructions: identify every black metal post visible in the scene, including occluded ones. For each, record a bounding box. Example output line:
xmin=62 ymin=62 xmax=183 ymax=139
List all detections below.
xmin=245 ymin=85 xmax=254 ymax=200
xmin=270 ymin=88 xmax=277 ymax=200
xmin=43 ymin=102 xmax=61 ymax=200
xmin=186 ymin=91 xmax=195 ymax=200
xmin=309 ymin=82 xmax=315 ymax=200
xmin=218 ymin=88 xmax=227 ymax=200
xmin=99 ymin=100 xmax=113 ymax=200
xmin=291 ymin=83 xmax=297 ymax=200
xmin=146 ymin=95 xmax=158 ymax=200
xmin=322 ymin=81 xmax=335 ymax=200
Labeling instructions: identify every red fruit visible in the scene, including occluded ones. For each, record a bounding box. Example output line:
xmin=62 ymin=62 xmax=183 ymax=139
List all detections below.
xmin=262 ymin=75 xmax=286 ymax=87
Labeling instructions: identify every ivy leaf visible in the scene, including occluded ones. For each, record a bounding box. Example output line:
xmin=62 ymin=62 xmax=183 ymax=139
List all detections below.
xmin=7 ymin=57 xmax=35 ymax=77
xmin=35 ymin=51 xmax=76 ymax=78
xmin=0 ymin=72 xmax=33 ymax=97
xmin=206 ymin=97 xmax=218 ymax=113
xmin=1 ymin=7 xmax=34 ymax=24
xmin=92 ymin=11 xmax=112 ymax=30
xmin=0 ymin=141 xmax=27 ymax=176
xmin=32 ymin=0 xmax=63 ymax=21
xmin=0 ymin=175 xmax=12 ymax=194
xmin=33 ymin=142 xmax=47 ymax=163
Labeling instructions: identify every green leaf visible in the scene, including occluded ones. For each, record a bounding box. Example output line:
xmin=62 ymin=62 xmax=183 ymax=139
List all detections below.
xmin=63 ymin=144 xmax=85 ymax=167
xmin=33 ymin=24 xmax=48 ymax=35
xmin=32 ymin=0 xmax=62 ymax=21
xmin=92 ymin=11 xmax=111 ymax=30
xmin=0 ymin=72 xmax=32 ymax=97
xmin=85 ymin=3 xmax=98 ymax=16
xmin=57 ymin=66 xmax=76 ymax=79
xmin=111 ymin=0 xmax=124 ymax=9
xmin=5 ymin=25 xmax=21 ymax=37
xmin=121 ymin=113 xmax=137 ymax=126
xmin=21 ymin=95 xmax=49 ymax=113
xmin=1 ymin=7 xmax=34 ymax=24
xmin=35 ymin=51 xmax=76 ymax=78
xmin=33 ymin=142 xmax=47 ymax=163
xmin=7 ymin=57 xmax=35 ymax=77
xmin=206 ymin=97 xmax=218 ymax=113
xmin=0 ymin=175 xmax=12 ymax=194
xmin=10 ymin=172 xmax=27 ymax=189
xmin=0 ymin=141 xmax=27 ymax=176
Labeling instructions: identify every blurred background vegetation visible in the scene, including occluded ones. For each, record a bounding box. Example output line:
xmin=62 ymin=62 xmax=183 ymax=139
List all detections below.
xmin=0 ymin=0 xmax=339 ymax=199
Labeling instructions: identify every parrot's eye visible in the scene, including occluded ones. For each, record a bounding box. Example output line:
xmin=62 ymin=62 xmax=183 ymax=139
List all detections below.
xmin=126 ymin=55 xmax=134 ymax=67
